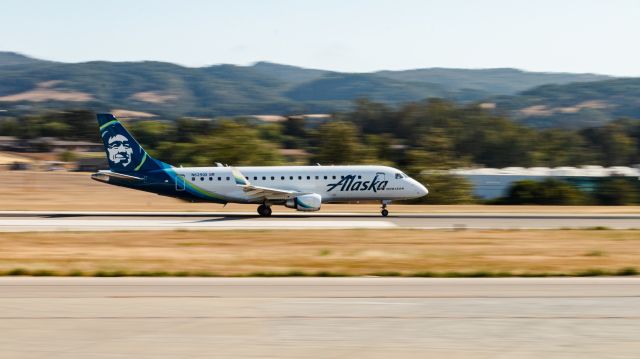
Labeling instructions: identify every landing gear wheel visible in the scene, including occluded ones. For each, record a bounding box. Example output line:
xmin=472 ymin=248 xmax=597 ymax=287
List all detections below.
xmin=381 ymin=201 xmax=389 ymax=217
xmin=257 ymin=204 xmax=272 ymax=217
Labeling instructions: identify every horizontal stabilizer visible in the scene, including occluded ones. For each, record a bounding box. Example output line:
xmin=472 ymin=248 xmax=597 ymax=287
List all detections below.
xmin=91 ymin=170 xmax=145 ymax=183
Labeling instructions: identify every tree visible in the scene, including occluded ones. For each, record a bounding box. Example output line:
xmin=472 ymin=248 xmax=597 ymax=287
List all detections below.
xmin=174 ymin=118 xmax=214 ymax=142
xmin=413 ymin=173 xmax=474 ymax=204
xmin=281 ymin=117 xmax=308 ymax=149
xmin=155 ymin=120 xmax=283 ymax=166
xmin=40 ymin=121 xmax=71 ymax=138
xmin=595 ymin=178 xmax=640 ymax=205
xmin=412 ymin=129 xmax=470 ymax=169
xmin=531 ymin=129 xmax=599 ymax=166
xmin=128 ymin=120 xmax=172 ymax=148
xmin=0 ymin=118 xmax=20 ymax=136
xmin=314 ymin=121 xmax=367 ymax=164
xmin=57 ymin=110 xmax=97 ymax=141
xmin=346 ymin=99 xmax=394 ymax=135
xmin=362 ymin=134 xmax=397 ymax=165
xmin=581 ymin=123 xmax=639 ymax=166
xmin=257 ymin=123 xmax=285 ymax=144
xmin=282 ymin=117 xmax=306 ymax=138
xmin=501 ymin=179 xmax=588 ymax=205
xmin=58 ymin=150 xmax=77 ymax=162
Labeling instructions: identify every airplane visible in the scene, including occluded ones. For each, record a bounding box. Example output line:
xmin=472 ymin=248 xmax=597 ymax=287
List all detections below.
xmin=92 ymin=113 xmax=428 ymax=216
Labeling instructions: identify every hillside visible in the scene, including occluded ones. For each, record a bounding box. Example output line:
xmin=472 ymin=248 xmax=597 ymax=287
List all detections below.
xmin=376 ymin=68 xmax=610 ymax=96
xmin=251 ymin=61 xmax=328 ymax=86
xmin=0 ymin=51 xmax=630 ymax=124
xmin=0 ymin=60 xmax=296 ymax=116
xmin=491 ymin=78 xmax=640 ymax=128
xmin=0 ymin=52 xmax=49 ymax=67
xmin=285 ymin=73 xmax=447 ymax=103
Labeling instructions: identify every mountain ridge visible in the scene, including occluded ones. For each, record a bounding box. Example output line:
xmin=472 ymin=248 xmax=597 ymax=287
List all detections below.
xmin=0 ymin=51 xmax=634 ymax=127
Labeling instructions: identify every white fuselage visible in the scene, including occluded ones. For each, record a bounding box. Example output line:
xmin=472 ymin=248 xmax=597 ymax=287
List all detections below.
xmin=173 ymin=165 xmax=428 ymax=203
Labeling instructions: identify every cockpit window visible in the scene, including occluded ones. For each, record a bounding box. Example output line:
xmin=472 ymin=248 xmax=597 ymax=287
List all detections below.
xmin=395 ymin=173 xmax=404 ymax=179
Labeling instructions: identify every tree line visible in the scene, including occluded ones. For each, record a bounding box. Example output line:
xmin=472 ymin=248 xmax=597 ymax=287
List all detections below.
xmin=1 ymin=99 xmax=639 ymax=204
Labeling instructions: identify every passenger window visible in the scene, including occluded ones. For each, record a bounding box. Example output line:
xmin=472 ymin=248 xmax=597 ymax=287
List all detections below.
xmin=226 ymin=177 xmax=230 ymax=181
xmin=324 ymin=176 xmax=327 ymax=180
xmin=332 ymin=176 xmax=336 ymax=180
xmin=290 ymin=176 xmax=293 ymax=180
xmin=358 ymin=175 xmax=362 ymax=179
xmin=217 ymin=177 xmax=221 ymax=181
xmin=254 ymin=176 xmax=257 ymax=180
xmin=298 ymin=176 xmax=302 ymax=180
xmin=200 ymin=177 xmax=204 ymax=181
xmin=281 ymin=176 xmax=285 ymax=180
xmin=191 ymin=177 xmax=195 ymax=181
xmin=271 ymin=176 xmax=274 ymax=180
xmin=341 ymin=175 xmax=344 ymax=179
xmin=262 ymin=176 xmax=266 ymax=180
xmin=209 ymin=177 xmax=212 ymax=181
xmin=315 ymin=176 xmax=319 ymax=180
xmin=307 ymin=176 xmax=310 ymax=180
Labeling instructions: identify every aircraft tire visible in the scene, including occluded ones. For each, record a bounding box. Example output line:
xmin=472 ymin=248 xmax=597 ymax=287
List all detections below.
xmin=381 ymin=209 xmax=389 ymax=217
xmin=257 ymin=204 xmax=272 ymax=217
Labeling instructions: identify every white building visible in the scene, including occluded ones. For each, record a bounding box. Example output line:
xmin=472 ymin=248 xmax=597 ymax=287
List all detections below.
xmin=439 ymin=166 xmax=640 ymax=200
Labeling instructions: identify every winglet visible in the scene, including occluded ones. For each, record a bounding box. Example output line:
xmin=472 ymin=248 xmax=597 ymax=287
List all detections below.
xmin=97 ymin=113 xmax=118 ymax=128
xmin=231 ymin=167 xmax=250 ymax=186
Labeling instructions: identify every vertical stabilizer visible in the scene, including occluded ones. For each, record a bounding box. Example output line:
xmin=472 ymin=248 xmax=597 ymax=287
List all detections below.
xmin=97 ymin=113 xmax=167 ymax=173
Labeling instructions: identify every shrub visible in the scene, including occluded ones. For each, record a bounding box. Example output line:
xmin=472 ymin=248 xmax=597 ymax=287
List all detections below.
xmin=595 ymin=178 xmax=640 ymax=205
xmin=501 ymin=179 xmax=589 ymax=205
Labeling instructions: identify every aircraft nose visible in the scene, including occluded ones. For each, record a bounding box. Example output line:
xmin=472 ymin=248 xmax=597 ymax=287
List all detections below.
xmin=416 ymin=182 xmax=428 ymax=196
xmin=407 ymin=178 xmax=428 ymax=197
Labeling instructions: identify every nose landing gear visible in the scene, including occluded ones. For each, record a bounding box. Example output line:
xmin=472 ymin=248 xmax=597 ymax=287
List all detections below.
xmin=257 ymin=204 xmax=272 ymax=217
xmin=381 ymin=200 xmax=390 ymax=217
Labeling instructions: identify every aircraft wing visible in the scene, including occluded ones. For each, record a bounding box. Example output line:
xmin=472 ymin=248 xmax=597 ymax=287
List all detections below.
xmin=240 ymin=184 xmax=299 ymax=200
xmin=230 ymin=167 xmax=300 ymax=200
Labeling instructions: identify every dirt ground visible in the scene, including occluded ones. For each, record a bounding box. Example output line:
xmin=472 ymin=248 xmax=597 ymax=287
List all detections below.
xmin=1 ymin=229 xmax=638 ymax=276
xmin=2 ymin=171 xmax=640 ymax=213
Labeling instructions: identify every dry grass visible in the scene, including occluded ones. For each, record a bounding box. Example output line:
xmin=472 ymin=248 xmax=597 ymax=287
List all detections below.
xmin=2 ymin=171 xmax=640 ymax=213
xmin=0 ymin=153 xmax=34 ymax=165
xmin=0 ymin=81 xmax=93 ymax=102
xmin=1 ymin=229 xmax=639 ymax=276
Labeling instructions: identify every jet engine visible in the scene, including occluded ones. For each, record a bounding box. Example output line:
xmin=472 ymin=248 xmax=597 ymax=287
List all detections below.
xmin=285 ymin=193 xmax=322 ymax=211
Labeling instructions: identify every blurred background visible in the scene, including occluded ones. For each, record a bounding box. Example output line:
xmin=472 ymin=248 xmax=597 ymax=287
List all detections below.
xmin=2 ymin=2 xmax=640 ymax=358
xmin=0 ymin=0 xmax=639 ymax=205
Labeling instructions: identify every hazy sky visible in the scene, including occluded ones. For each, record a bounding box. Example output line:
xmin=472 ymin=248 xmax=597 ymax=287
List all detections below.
xmin=1 ymin=0 xmax=638 ymax=75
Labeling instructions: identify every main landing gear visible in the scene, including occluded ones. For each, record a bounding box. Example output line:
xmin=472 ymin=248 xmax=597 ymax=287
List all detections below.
xmin=257 ymin=204 xmax=272 ymax=217
xmin=381 ymin=201 xmax=390 ymax=217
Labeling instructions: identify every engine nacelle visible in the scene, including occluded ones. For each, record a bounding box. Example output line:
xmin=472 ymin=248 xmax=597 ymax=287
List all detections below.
xmin=285 ymin=193 xmax=322 ymax=211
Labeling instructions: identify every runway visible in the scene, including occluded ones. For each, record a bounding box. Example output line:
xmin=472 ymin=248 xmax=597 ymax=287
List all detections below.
xmin=1 ymin=277 xmax=639 ymax=358
xmin=0 ymin=211 xmax=639 ymax=231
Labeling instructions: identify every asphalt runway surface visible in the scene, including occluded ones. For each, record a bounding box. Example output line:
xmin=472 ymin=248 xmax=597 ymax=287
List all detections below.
xmin=0 ymin=211 xmax=639 ymax=231
xmin=1 ymin=277 xmax=639 ymax=358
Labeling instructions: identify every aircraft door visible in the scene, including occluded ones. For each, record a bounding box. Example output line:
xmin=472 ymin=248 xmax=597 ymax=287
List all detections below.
xmin=176 ymin=175 xmax=186 ymax=191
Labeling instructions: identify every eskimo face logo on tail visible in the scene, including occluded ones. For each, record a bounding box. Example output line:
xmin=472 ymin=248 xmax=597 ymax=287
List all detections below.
xmin=106 ymin=134 xmax=134 ymax=168
xmin=326 ymin=174 xmax=388 ymax=192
